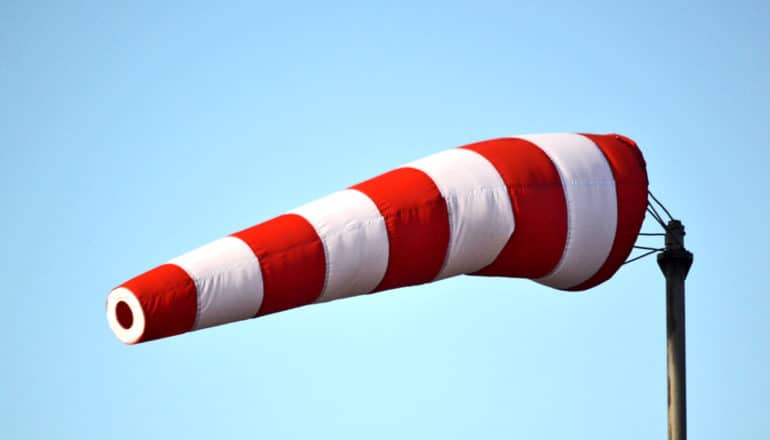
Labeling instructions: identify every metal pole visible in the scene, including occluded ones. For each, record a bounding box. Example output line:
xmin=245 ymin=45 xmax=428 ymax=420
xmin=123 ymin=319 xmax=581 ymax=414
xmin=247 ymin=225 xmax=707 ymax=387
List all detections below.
xmin=657 ymin=220 xmax=693 ymax=440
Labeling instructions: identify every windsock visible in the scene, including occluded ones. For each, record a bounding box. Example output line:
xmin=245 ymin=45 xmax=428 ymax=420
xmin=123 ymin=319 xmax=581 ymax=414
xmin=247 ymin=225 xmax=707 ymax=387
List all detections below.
xmin=107 ymin=133 xmax=648 ymax=344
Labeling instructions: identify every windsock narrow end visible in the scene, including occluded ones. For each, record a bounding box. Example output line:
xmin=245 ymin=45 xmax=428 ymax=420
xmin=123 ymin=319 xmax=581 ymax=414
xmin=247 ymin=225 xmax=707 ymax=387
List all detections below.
xmin=106 ymin=287 xmax=146 ymax=344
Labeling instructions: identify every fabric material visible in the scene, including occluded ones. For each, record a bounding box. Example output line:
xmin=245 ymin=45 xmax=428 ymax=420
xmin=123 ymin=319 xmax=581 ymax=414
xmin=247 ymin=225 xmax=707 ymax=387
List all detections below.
xmin=463 ymin=138 xmax=568 ymax=279
xmin=290 ymin=189 xmax=389 ymax=302
xmin=169 ymin=236 xmax=263 ymax=330
xmin=116 ymin=264 xmax=197 ymax=342
xmin=406 ymin=149 xmax=515 ymax=280
xmin=351 ymin=167 xmax=449 ymax=291
xmin=518 ymin=133 xmax=618 ymax=290
xmin=568 ymin=134 xmax=649 ymax=290
xmin=232 ymin=214 xmax=326 ymax=316
xmin=107 ymin=133 xmax=649 ymax=344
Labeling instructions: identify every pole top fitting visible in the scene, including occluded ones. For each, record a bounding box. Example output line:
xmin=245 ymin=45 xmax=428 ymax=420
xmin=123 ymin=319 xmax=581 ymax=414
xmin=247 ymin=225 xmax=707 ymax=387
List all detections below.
xmin=664 ymin=220 xmax=686 ymax=250
xmin=658 ymin=219 xmax=693 ymax=278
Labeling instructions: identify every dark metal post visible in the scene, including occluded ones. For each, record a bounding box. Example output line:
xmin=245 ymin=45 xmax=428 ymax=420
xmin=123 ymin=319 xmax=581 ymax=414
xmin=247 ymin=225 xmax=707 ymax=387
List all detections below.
xmin=657 ymin=220 xmax=693 ymax=440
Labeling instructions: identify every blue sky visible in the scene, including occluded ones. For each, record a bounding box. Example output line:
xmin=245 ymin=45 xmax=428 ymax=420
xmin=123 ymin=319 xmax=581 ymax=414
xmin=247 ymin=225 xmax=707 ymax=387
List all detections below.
xmin=2 ymin=1 xmax=768 ymax=438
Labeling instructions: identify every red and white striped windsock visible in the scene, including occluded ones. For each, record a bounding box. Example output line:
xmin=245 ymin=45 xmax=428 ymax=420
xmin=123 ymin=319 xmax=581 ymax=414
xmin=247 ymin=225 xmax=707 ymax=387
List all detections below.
xmin=107 ymin=133 xmax=648 ymax=344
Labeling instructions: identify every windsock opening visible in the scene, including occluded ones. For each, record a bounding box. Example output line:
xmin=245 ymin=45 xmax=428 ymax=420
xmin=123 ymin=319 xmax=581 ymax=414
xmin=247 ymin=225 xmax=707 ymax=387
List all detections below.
xmin=116 ymin=301 xmax=133 ymax=329
xmin=106 ymin=287 xmax=146 ymax=344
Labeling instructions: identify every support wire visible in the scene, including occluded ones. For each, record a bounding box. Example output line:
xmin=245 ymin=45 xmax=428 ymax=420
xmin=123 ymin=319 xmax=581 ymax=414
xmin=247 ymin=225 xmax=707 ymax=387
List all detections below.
xmin=623 ymin=249 xmax=662 ymax=265
xmin=648 ymin=190 xmax=674 ymax=221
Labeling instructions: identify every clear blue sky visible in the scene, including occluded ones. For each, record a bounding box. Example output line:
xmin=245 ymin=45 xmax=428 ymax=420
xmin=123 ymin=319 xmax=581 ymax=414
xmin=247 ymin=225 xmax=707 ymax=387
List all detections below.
xmin=2 ymin=1 xmax=768 ymax=438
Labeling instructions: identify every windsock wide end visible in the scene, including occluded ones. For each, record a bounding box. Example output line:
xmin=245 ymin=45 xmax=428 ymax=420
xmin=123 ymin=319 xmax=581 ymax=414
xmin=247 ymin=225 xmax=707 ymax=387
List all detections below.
xmin=106 ymin=287 xmax=146 ymax=344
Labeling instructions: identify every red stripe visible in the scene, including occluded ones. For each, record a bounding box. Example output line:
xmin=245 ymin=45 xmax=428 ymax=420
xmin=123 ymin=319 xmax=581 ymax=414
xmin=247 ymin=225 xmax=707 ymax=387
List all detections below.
xmin=120 ymin=264 xmax=197 ymax=342
xmin=351 ymin=167 xmax=449 ymax=291
xmin=568 ymin=134 xmax=648 ymax=290
xmin=462 ymin=138 xmax=568 ymax=279
xmin=232 ymin=214 xmax=326 ymax=316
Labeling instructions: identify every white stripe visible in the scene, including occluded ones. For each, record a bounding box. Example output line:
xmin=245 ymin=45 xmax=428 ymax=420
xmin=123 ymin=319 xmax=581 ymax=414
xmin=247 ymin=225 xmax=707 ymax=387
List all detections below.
xmin=290 ymin=189 xmax=389 ymax=302
xmin=169 ymin=236 xmax=263 ymax=329
xmin=518 ymin=133 xmax=617 ymax=289
xmin=406 ymin=148 xmax=515 ymax=279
